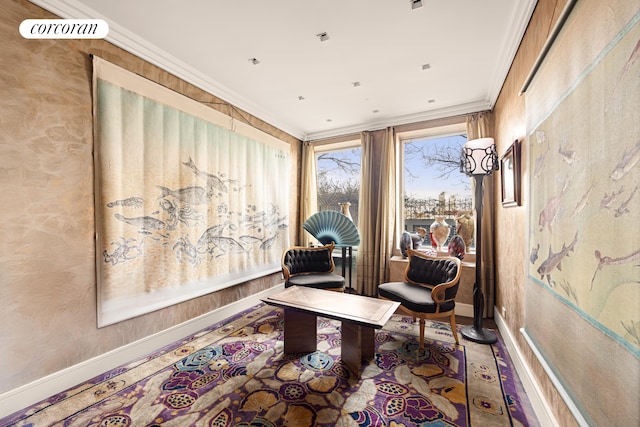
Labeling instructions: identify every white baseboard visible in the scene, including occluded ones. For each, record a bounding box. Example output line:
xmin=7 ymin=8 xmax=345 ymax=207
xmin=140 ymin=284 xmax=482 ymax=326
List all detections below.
xmin=494 ymin=308 xmax=559 ymax=427
xmin=0 ymin=284 xmax=285 ymax=419
xmin=456 ymin=302 xmax=473 ymax=318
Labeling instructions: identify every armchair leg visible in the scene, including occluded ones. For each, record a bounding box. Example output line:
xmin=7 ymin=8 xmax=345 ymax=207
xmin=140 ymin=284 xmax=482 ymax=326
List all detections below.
xmin=449 ymin=312 xmax=459 ymax=345
xmin=419 ymin=318 xmax=425 ymax=349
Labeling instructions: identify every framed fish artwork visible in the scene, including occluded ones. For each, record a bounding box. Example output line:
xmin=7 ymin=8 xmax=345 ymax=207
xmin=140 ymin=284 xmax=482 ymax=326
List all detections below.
xmin=92 ymin=56 xmax=290 ymax=327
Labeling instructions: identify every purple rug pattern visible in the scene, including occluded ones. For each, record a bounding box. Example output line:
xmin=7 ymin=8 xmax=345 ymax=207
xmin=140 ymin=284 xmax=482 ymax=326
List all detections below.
xmin=2 ymin=304 xmax=538 ymax=426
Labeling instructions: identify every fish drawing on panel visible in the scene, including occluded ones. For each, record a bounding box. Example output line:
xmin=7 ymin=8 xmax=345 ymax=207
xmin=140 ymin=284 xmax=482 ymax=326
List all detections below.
xmin=260 ymin=234 xmax=278 ymax=250
xmin=538 ymin=180 xmax=570 ymax=232
xmin=534 ymin=146 xmax=551 ymax=178
xmin=530 ymin=243 xmax=540 ymax=264
xmin=157 ymin=185 xmax=210 ymax=205
xmin=610 ymin=141 xmax=640 ymax=180
xmin=614 ymin=186 xmax=638 ymax=218
xmin=183 ymin=157 xmax=229 ymax=195
xmin=571 ymin=183 xmax=596 ymax=218
xmin=114 ymin=213 xmax=166 ymax=233
xmin=591 ymin=247 xmax=640 ymax=290
xmin=600 ymin=186 xmax=625 ymax=209
xmin=558 ymin=142 xmax=577 ymax=165
xmin=106 ymin=196 xmax=144 ymax=208
xmin=197 ymin=226 xmax=246 ymax=257
xmin=207 ymin=237 xmax=247 ymax=257
xmin=239 ymin=235 xmax=263 ymax=245
xmin=537 ymin=231 xmax=578 ymax=286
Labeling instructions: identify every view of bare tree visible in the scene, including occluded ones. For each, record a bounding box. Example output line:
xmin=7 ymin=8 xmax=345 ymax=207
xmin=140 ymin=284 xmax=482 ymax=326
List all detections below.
xmin=317 ymin=149 xmax=361 ymax=223
xmin=315 ymin=137 xmax=473 ymax=234
xmin=404 ymin=139 xmax=470 ymax=191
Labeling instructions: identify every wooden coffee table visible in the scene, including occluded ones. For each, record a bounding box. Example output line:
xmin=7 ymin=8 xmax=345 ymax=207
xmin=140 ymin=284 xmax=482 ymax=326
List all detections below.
xmin=262 ymin=286 xmax=400 ymax=374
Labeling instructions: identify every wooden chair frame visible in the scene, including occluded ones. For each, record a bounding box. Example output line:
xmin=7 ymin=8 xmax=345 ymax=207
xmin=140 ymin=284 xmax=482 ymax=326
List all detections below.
xmin=281 ymin=242 xmax=344 ymax=292
xmin=380 ymin=249 xmax=462 ymax=347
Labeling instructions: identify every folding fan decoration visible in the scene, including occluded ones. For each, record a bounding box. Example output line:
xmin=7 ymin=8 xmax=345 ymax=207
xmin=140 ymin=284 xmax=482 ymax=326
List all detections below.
xmin=303 ymin=210 xmax=360 ymax=247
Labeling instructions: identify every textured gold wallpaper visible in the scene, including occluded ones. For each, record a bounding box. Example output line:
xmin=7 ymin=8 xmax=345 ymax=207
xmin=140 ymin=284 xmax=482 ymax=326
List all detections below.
xmin=0 ymin=0 xmax=300 ymax=394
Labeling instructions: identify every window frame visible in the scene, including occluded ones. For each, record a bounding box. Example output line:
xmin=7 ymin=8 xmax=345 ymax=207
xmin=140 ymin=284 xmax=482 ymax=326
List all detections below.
xmin=313 ymin=137 xmax=362 ymax=223
xmin=396 ymin=122 xmax=472 ymax=256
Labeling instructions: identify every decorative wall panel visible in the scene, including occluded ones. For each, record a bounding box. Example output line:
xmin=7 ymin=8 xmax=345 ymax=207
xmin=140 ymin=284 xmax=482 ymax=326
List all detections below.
xmin=93 ymin=57 xmax=290 ymax=326
xmin=523 ymin=5 xmax=639 ymax=425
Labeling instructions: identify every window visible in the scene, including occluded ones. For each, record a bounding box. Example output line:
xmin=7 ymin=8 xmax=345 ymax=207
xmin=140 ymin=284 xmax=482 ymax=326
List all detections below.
xmin=316 ymin=146 xmax=361 ymax=224
xmin=401 ymin=124 xmax=473 ymax=251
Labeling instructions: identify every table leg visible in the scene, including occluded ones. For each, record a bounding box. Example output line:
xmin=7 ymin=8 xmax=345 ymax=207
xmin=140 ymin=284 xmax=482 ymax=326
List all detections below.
xmin=341 ymin=321 xmax=375 ymax=374
xmin=283 ymin=309 xmax=317 ymax=354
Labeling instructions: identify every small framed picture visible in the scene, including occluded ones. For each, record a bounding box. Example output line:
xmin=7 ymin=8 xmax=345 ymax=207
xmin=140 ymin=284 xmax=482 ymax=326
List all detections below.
xmin=501 ymin=139 xmax=521 ymax=207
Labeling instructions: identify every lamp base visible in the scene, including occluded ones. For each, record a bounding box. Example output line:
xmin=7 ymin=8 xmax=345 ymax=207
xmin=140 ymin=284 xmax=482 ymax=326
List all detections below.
xmin=461 ymin=325 xmax=497 ymax=344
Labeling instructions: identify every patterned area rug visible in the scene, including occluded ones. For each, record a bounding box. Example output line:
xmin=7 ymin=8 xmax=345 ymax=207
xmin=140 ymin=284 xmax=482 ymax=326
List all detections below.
xmin=2 ymin=304 xmax=538 ymax=426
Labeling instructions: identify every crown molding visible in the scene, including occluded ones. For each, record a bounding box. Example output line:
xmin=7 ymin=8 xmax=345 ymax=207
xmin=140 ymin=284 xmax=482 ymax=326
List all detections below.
xmin=485 ymin=0 xmax=539 ymax=106
xmin=303 ymin=100 xmax=490 ymax=141
xmin=28 ymin=0 xmax=537 ymax=143
xmin=28 ymin=0 xmax=308 ymax=140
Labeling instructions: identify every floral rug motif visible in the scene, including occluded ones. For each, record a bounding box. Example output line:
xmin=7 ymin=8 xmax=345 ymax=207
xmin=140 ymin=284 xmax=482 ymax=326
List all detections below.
xmin=1 ymin=304 xmax=538 ymax=426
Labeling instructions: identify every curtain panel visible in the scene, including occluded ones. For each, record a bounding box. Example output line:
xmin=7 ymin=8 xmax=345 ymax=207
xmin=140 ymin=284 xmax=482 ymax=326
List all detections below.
xmin=299 ymin=141 xmax=318 ymax=247
xmin=356 ymin=128 xmax=399 ymax=296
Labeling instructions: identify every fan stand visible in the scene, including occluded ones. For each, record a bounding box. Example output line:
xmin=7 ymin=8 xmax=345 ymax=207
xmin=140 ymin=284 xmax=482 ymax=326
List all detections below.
xmin=338 ymin=245 xmax=356 ymax=294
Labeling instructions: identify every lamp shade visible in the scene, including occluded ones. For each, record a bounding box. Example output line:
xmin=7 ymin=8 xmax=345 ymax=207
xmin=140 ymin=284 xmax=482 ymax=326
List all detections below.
xmin=462 ymin=137 xmax=498 ymax=176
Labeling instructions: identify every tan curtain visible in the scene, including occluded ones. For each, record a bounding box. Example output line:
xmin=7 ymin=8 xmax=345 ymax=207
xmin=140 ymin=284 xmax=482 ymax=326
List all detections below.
xmin=356 ymin=128 xmax=398 ymax=296
xmin=299 ymin=141 xmax=318 ymax=246
xmin=466 ymin=111 xmax=496 ymax=318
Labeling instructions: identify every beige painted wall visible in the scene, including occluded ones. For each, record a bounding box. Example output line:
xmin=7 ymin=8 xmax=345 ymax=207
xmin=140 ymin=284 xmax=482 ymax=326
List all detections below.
xmin=0 ymin=0 xmax=301 ymax=394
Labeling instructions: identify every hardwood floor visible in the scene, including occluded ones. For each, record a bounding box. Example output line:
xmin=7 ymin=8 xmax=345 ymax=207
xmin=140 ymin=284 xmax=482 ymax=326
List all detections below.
xmin=455 ymin=315 xmax=497 ymax=329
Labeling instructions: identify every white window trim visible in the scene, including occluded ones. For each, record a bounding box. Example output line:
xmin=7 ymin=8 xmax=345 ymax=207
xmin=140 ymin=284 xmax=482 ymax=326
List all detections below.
xmin=395 ymin=122 xmax=472 ymax=256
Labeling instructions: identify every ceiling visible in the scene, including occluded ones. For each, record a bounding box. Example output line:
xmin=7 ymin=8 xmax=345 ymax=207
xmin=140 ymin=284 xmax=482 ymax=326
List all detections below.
xmin=33 ymin=0 xmax=538 ymax=141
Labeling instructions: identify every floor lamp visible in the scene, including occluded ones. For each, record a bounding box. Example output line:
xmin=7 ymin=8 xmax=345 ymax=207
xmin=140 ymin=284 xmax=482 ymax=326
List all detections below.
xmin=460 ymin=137 xmax=498 ymax=344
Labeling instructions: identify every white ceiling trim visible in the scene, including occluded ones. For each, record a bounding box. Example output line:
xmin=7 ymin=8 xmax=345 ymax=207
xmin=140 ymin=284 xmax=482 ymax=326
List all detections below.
xmin=484 ymin=0 xmax=539 ymax=105
xmin=30 ymin=0 xmax=308 ymax=139
xmin=29 ymin=0 xmax=538 ymax=142
xmin=304 ymin=100 xmax=490 ymax=142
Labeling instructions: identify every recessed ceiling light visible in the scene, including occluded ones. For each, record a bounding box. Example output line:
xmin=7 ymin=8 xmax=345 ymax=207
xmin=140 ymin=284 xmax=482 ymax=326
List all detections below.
xmin=422 ymin=63 xmax=431 ymax=70
xmin=352 ymin=81 xmax=361 ymax=87
xmin=411 ymin=0 xmax=423 ymax=10
xmin=326 ymin=118 xmax=332 ymax=122
xmin=317 ymin=32 xmax=329 ymax=42
xmin=298 ymin=96 xmax=305 ymax=101
xmin=248 ymin=58 xmax=260 ymax=65
xmin=428 ymin=99 xmax=436 ymax=103
xmin=372 ymin=109 xmax=380 ymax=114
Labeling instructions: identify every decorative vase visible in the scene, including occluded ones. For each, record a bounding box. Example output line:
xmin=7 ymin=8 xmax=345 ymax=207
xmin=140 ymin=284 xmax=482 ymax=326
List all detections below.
xmin=339 ymin=202 xmax=353 ymax=222
xmin=456 ymin=211 xmax=474 ymax=251
xmin=448 ymin=235 xmax=466 ymax=259
xmin=429 ymin=215 xmax=451 ymax=252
